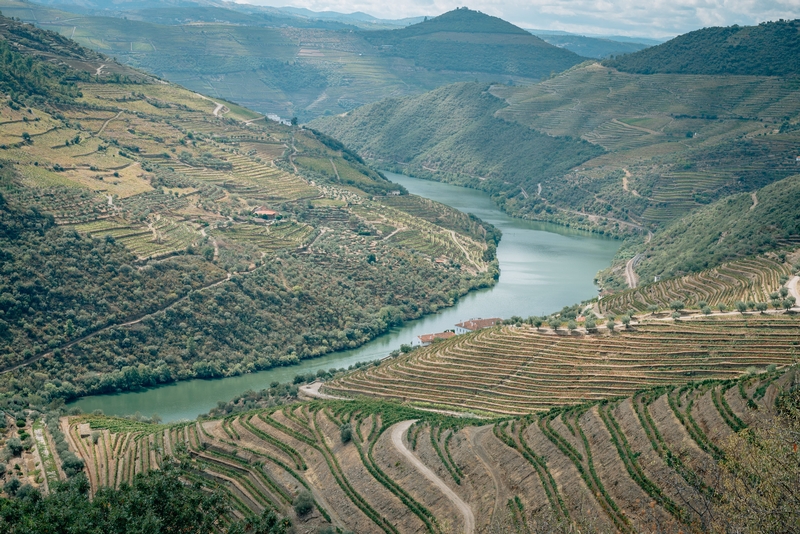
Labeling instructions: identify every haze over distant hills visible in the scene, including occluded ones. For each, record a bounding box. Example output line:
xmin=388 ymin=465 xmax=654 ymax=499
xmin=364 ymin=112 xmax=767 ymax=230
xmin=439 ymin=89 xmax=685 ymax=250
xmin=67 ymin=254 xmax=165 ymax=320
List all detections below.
xmin=0 ymin=2 xmax=587 ymax=121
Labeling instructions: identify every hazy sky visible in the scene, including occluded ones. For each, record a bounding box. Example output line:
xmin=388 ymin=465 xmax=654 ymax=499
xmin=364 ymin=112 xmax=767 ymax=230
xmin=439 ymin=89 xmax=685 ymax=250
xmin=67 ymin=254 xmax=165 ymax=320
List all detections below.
xmin=240 ymin=0 xmax=800 ymax=38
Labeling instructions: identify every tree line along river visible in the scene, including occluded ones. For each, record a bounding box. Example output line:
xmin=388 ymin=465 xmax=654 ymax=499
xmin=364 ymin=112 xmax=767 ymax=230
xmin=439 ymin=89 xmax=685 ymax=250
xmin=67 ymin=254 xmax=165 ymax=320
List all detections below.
xmin=70 ymin=173 xmax=619 ymax=421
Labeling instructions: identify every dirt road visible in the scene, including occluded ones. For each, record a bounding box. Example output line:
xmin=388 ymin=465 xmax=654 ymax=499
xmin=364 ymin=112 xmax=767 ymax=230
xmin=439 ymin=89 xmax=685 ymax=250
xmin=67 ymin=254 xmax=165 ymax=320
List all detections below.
xmin=788 ymin=276 xmax=800 ymax=307
xmin=392 ymin=421 xmax=475 ymax=534
xmin=625 ymin=253 xmax=643 ymax=289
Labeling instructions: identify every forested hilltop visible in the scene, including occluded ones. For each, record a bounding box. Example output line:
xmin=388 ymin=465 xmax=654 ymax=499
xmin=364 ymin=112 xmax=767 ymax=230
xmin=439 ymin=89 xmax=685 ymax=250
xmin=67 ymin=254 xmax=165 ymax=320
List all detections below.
xmin=0 ymin=14 xmax=498 ymax=407
xmin=604 ymin=19 xmax=800 ymax=76
xmin=0 ymin=1 xmax=585 ymax=122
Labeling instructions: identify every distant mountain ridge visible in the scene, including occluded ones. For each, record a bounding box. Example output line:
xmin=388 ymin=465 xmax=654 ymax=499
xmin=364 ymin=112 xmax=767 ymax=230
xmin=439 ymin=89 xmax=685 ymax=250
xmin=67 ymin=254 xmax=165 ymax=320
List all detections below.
xmin=605 ymin=19 xmax=800 ymax=75
xmin=361 ymin=8 xmax=585 ymax=78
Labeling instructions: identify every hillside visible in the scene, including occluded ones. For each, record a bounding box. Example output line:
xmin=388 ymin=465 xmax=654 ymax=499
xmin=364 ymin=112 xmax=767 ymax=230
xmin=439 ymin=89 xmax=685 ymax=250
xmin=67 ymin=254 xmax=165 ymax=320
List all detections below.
xmin=361 ymin=8 xmax=584 ymax=78
xmin=604 ymin=19 xmax=800 ymax=76
xmin=631 ymin=174 xmax=800 ymax=281
xmin=17 ymin=365 xmax=794 ymax=532
xmin=0 ymin=14 xmax=497 ymax=407
xmin=325 ymin=315 xmax=800 ymax=414
xmin=315 ymin=56 xmax=800 ymax=241
xmin=312 ymin=82 xmax=606 ymax=220
xmin=0 ymin=1 xmax=584 ymax=122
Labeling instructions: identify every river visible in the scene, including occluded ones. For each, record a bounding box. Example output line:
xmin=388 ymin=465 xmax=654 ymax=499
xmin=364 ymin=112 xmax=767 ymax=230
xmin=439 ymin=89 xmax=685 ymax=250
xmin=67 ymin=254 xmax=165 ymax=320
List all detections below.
xmin=70 ymin=173 xmax=620 ymax=421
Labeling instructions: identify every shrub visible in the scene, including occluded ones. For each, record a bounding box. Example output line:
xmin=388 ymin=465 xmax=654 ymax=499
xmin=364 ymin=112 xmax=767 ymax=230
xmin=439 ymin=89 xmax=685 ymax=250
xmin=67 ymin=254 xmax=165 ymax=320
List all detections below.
xmin=293 ymin=490 xmax=314 ymax=516
xmin=606 ymin=320 xmax=615 ymax=331
xmin=4 ymin=478 xmax=21 ymax=496
xmin=340 ymin=423 xmax=352 ymax=444
xmin=6 ymin=438 xmax=23 ymax=457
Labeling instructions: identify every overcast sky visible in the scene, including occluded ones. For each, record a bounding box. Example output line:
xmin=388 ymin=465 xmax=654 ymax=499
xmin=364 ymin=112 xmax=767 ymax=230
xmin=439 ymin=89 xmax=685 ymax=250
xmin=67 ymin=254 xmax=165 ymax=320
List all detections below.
xmin=238 ymin=0 xmax=800 ymax=38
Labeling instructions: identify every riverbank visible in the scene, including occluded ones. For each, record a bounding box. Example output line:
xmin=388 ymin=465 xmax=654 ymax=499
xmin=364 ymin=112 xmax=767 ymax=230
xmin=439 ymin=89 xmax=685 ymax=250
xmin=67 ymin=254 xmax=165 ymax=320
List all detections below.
xmin=69 ymin=173 xmax=619 ymax=422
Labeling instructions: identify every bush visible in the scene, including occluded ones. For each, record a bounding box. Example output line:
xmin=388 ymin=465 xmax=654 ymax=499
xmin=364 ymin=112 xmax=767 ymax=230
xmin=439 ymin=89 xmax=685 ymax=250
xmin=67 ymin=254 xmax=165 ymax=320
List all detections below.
xmin=340 ymin=423 xmax=352 ymax=444
xmin=4 ymin=478 xmax=21 ymax=496
xmin=293 ymin=490 xmax=314 ymax=516
xmin=6 ymin=438 xmax=23 ymax=457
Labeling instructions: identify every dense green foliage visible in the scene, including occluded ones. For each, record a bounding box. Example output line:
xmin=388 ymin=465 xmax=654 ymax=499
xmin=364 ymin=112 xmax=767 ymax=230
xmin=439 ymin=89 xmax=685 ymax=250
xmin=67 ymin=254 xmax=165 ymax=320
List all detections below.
xmin=362 ymin=8 xmax=584 ymax=78
xmin=312 ymin=82 xmax=603 ymax=214
xmin=605 ymin=19 xmax=800 ymax=75
xmin=0 ymin=38 xmax=82 ymax=102
xmin=636 ymin=174 xmax=800 ymax=280
xmin=0 ymin=181 xmax=224 ymax=370
xmin=0 ymin=464 xmax=290 ymax=533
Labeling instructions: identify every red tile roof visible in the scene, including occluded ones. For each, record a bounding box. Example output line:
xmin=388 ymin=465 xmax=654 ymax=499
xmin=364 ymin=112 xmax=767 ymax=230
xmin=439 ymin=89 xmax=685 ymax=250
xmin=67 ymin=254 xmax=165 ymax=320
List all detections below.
xmin=417 ymin=331 xmax=456 ymax=343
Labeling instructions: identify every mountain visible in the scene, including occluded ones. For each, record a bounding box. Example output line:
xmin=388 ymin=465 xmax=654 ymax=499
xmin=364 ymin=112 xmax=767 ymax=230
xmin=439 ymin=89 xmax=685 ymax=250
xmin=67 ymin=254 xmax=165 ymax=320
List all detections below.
xmin=0 ymin=13 xmax=498 ymax=406
xmin=311 ymin=82 xmax=604 ymax=212
xmin=362 ymin=8 xmax=586 ymax=78
xmin=0 ymin=1 xmax=586 ymax=122
xmin=604 ymin=19 xmax=800 ymax=75
xmin=314 ymin=62 xmax=800 ymax=240
xmin=531 ymin=31 xmax=651 ymax=59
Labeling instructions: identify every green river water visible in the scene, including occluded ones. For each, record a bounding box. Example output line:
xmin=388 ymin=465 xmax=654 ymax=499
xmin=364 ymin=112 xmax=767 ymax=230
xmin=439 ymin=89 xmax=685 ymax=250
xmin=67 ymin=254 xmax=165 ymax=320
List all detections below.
xmin=71 ymin=173 xmax=620 ymax=421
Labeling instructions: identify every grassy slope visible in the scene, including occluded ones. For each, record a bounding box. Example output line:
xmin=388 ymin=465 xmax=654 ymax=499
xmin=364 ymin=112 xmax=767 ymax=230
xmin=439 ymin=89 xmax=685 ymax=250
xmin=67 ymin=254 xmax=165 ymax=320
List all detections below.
xmin=604 ymin=19 xmax=800 ymax=76
xmin=0 ymin=14 xmax=497 ymax=407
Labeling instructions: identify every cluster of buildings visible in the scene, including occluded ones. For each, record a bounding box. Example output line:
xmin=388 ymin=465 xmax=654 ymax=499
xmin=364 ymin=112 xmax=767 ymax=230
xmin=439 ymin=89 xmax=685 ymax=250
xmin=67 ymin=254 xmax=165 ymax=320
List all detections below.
xmin=411 ymin=318 xmax=501 ymax=347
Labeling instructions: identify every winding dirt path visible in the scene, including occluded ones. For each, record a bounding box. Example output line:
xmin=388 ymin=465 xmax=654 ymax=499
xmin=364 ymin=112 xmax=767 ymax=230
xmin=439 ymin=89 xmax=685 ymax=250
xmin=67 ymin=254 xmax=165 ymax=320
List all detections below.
xmin=449 ymin=230 xmax=484 ymax=272
xmin=750 ymin=191 xmax=758 ymax=210
xmin=392 ymin=421 xmax=475 ymax=534
xmin=97 ymin=110 xmax=122 ymax=135
xmin=625 ymin=253 xmax=643 ymax=289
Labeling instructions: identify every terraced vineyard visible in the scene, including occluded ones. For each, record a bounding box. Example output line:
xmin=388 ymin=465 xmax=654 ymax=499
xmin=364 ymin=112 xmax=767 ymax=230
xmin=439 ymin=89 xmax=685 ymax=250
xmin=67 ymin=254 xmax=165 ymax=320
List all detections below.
xmin=53 ymin=368 xmax=795 ymax=533
xmin=600 ymin=254 xmax=794 ymax=315
xmin=324 ymin=316 xmax=800 ymax=415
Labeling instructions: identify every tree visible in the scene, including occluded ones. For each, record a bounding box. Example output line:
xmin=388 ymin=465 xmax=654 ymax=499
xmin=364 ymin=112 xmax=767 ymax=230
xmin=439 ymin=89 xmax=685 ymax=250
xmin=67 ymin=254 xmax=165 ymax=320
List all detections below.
xmin=669 ymin=300 xmax=684 ymax=312
xmin=531 ymin=317 xmax=543 ymax=330
xmin=672 ymin=311 xmax=681 ymax=320
xmin=6 ymin=438 xmax=22 ymax=457
xmin=718 ymin=303 xmax=727 ymax=312
xmin=606 ymin=319 xmax=615 ymax=331
xmin=3 ymin=478 xmax=21 ymax=496
xmin=697 ymin=300 xmax=708 ymax=310
xmin=567 ymin=320 xmax=577 ymax=333
xmin=702 ymin=306 xmax=712 ymax=315
xmin=620 ymin=315 xmax=631 ymax=328
xmin=755 ymin=302 xmax=768 ymax=313
xmin=584 ymin=318 xmax=596 ymax=331
xmin=736 ymin=301 xmax=748 ymax=313
xmin=548 ymin=317 xmax=561 ymax=331
xmin=340 ymin=423 xmax=352 ymax=443
xmin=647 ymin=304 xmax=659 ymax=314
xmin=293 ymin=490 xmax=314 ymax=516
